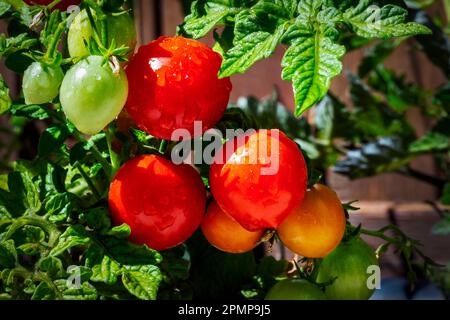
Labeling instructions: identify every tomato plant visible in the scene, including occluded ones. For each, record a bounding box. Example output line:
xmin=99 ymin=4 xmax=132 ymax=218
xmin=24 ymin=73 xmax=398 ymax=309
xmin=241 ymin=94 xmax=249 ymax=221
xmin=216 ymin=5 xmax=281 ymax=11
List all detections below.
xmin=0 ymin=0 xmax=446 ymax=301
xmin=201 ymin=200 xmax=264 ymax=253
xmin=277 ymin=184 xmax=346 ymax=258
xmin=60 ymin=55 xmax=128 ymax=135
xmin=210 ymin=129 xmax=308 ymax=231
xmin=109 ymin=154 xmax=206 ymax=251
xmin=265 ymin=279 xmax=326 ymax=300
xmin=315 ymin=238 xmax=379 ymax=300
xmin=125 ymin=36 xmax=232 ymax=140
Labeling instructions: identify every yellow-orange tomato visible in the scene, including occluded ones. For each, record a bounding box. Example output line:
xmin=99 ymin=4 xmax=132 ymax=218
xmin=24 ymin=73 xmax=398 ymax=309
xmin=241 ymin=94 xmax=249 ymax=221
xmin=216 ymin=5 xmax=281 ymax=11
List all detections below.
xmin=277 ymin=184 xmax=346 ymax=258
xmin=201 ymin=201 xmax=264 ymax=253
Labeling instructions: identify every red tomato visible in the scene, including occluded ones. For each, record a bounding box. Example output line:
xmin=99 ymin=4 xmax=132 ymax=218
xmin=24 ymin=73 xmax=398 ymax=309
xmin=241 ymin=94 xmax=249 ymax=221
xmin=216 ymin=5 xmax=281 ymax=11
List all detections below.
xmin=108 ymin=154 xmax=206 ymax=251
xmin=24 ymin=0 xmax=81 ymax=11
xmin=201 ymin=201 xmax=264 ymax=253
xmin=125 ymin=36 xmax=232 ymax=140
xmin=277 ymin=184 xmax=346 ymax=258
xmin=209 ymin=129 xmax=308 ymax=231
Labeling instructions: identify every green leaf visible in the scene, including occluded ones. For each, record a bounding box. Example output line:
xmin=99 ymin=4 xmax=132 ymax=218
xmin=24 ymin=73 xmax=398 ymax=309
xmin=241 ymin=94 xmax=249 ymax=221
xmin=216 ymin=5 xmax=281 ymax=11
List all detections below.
xmin=91 ymin=255 xmax=121 ymax=285
xmin=104 ymin=224 xmax=131 ymax=239
xmin=0 ymin=75 xmax=11 ymax=114
xmin=0 ymin=33 xmax=37 ymax=58
xmin=38 ymin=125 xmax=70 ymax=157
xmin=54 ymin=280 xmax=98 ymax=300
xmin=179 ymin=0 xmax=243 ymax=39
xmin=343 ymin=1 xmax=431 ymax=39
xmin=0 ymin=2 xmax=11 ymax=16
xmin=0 ymin=240 xmax=17 ymax=268
xmin=9 ymin=104 xmax=52 ymax=120
xmin=100 ymin=237 xmax=162 ymax=266
xmin=121 ymin=265 xmax=162 ymax=300
xmin=409 ymin=132 xmax=450 ymax=153
xmin=80 ymin=207 xmax=111 ymax=232
xmin=282 ymin=27 xmax=345 ymax=115
xmin=31 ymin=282 xmax=57 ymax=300
xmin=38 ymin=256 xmax=63 ymax=278
xmin=44 ymin=192 xmax=76 ymax=223
xmin=219 ymin=0 xmax=296 ymax=77
xmin=50 ymin=225 xmax=91 ymax=257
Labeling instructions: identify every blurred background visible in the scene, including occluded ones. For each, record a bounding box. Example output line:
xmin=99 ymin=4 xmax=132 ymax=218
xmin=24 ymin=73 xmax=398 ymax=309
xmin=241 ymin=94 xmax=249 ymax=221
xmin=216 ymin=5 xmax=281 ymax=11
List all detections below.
xmin=1 ymin=0 xmax=449 ymax=299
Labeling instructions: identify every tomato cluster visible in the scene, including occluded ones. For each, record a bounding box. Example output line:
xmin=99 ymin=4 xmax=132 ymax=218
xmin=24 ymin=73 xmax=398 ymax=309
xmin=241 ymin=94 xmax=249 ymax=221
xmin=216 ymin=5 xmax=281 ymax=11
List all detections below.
xmin=19 ymin=5 xmax=379 ymax=298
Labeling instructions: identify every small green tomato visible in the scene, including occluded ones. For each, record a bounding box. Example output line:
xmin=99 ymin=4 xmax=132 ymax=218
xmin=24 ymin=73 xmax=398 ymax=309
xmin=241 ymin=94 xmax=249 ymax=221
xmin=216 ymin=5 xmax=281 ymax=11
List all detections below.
xmin=22 ymin=62 xmax=64 ymax=105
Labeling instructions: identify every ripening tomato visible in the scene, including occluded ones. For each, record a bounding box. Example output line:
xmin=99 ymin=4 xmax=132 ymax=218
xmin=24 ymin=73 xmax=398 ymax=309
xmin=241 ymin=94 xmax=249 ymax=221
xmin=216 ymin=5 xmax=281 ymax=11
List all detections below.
xmin=68 ymin=10 xmax=136 ymax=59
xmin=60 ymin=55 xmax=128 ymax=135
xmin=108 ymin=154 xmax=206 ymax=251
xmin=277 ymin=184 xmax=346 ymax=258
xmin=201 ymin=201 xmax=264 ymax=253
xmin=125 ymin=36 xmax=232 ymax=140
xmin=22 ymin=62 xmax=64 ymax=105
xmin=24 ymin=0 xmax=81 ymax=11
xmin=265 ymin=279 xmax=326 ymax=300
xmin=316 ymin=238 xmax=379 ymax=300
xmin=210 ymin=129 xmax=307 ymax=231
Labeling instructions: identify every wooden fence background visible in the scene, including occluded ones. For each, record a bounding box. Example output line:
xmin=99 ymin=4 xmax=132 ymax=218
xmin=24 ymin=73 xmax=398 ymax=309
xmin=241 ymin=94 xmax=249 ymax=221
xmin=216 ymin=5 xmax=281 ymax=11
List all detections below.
xmin=0 ymin=1 xmax=449 ymax=272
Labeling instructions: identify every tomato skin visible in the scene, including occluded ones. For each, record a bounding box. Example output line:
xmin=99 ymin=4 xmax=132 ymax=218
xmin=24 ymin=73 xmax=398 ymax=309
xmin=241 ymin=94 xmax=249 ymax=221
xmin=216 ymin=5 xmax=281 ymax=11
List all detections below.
xmin=22 ymin=62 xmax=64 ymax=105
xmin=209 ymin=129 xmax=307 ymax=231
xmin=24 ymin=0 xmax=81 ymax=11
xmin=277 ymin=184 xmax=346 ymax=258
xmin=125 ymin=36 xmax=232 ymax=140
xmin=201 ymin=201 xmax=264 ymax=253
xmin=265 ymin=279 xmax=326 ymax=300
xmin=108 ymin=154 xmax=206 ymax=251
xmin=60 ymin=55 xmax=128 ymax=135
xmin=68 ymin=10 xmax=136 ymax=59
xmin=316 ymin=238 xmax=379 ymax=300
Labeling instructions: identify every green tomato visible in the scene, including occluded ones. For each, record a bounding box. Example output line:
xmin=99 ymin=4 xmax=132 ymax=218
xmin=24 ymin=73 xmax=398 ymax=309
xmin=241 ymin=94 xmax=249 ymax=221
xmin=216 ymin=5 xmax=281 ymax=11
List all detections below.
xmin=22 ymin=62 xmax=64 ymax=105
xmin=316 ymin=238 xmax=379 ymax=300
xmin=265 ymin=279 xmax=327 ymax=300
xmin=60 ymin=55 xmax=128 ymax=135
xmin=68 ymin=10 xmax=136 ymax=59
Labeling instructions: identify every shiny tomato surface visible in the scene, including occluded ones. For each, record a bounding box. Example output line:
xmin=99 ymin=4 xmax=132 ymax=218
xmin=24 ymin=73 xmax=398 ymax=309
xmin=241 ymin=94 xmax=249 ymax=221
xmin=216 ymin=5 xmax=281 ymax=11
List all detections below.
xmin=108 ymin=155 xmax=206 ymax=251
xmin=24 ymin=0 xmax=81 ymax=10
xmin=201 ymin=201 xmax=264 ymax=253
xmin=125 ymin=36 xmax=232 ymax=140
xmin=209 ymin=129 xmax=308 ymax=231
xmin=277 ymin=184 xmax=346 ymax=258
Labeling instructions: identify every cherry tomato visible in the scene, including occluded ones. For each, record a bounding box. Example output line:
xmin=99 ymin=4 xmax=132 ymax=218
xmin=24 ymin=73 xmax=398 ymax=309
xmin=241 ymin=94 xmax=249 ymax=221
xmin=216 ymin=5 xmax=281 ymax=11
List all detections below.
xmin=125 ymin=36 xmax=232 ymax=140
xmin=22 ymin=62 xmax=63 ymax=105
xmin=68 ymin=10 xmax=136 ymax=59
xmin=265 ymin=279 xmax=326 ymax=300
xmin=316 ymin=238 xmax=379 ymax=300
xmin=209 ymin=129 xmax=307 ymax=231
xmin=108 ymin=154 xmax=206 ymax=251
xmin=24 ymin=0 xmax=81 ymax=11
xmin=201 ymin=200 xmax=264 ymax=253
xmin=277 ymin=184 xmax=346 ymax=258
xmin=60 ymin=55 xmax=128 ymax=135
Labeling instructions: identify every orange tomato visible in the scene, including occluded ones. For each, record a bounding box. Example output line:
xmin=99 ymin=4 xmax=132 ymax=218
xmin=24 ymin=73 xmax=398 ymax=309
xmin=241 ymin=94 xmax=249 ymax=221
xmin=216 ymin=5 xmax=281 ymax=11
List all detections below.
xmin=201 ymin=201 xmax=264 ymax=253
xmin=277 ymin=184 xmax=346 ymax=258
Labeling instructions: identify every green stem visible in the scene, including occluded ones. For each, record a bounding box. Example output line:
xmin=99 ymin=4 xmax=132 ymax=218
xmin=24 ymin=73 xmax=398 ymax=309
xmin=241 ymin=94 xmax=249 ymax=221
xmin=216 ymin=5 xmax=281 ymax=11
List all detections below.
xmin=45 ymin=21 xmax=65 ymax=60
xmin=47 ymin=0 xmax=62 ymax=10
xmin=3 ymin=216 xmax=61 ymax=248
xmin=75 ymin=162 xmax=101 ymax=200
xmin=159 ymin=140 xmax=168 ymax=154
xmin=100 ymin=19 xmax=108 ymax=48
xmin=105 ymin=125 xmax=120 ymax=178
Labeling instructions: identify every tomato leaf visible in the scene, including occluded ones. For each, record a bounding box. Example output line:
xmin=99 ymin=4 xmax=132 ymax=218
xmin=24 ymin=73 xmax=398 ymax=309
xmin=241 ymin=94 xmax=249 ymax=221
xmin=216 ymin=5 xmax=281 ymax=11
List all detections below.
xmin=38 ymin=125 xmax=70 ymax=157
xmin=121 ymin=265 xmax=162 ymax=300
xmin=409 ymin=132 xmax=450 ymax=153
xmin=0 ymin=75 xmax=11 ymax=114
xmin=218 ymin=1 xmax=294 ymax=78
xmin=343 ymin=0 xmax=431 ymax=38
xmin=0 ymin=240 xmax=17 ymax=269
xmin=179 ymin=0 xmax=244 ymax=39
xmin=50 ymin=225 xmax=91 ymax=257
xmin=282 ymin=25 xmax=345 ymax=116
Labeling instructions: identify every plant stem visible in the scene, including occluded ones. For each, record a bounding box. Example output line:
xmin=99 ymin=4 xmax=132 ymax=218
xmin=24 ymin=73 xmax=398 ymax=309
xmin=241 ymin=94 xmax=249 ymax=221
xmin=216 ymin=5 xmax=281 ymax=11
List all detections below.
xmin=397 ymin=167 xmax=447 ymax=189
xmin=159 ymin=140 xmax=168 ymax=154
xmin=3 ymin=216 xmax=61 ymax=248
xmin=75 ymin=162 xmax=101 ymax=200
xmin=105 ymin=124 xmax=120 ymax=177
xmin=46 ymin=21 xmax=65 ymax=60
